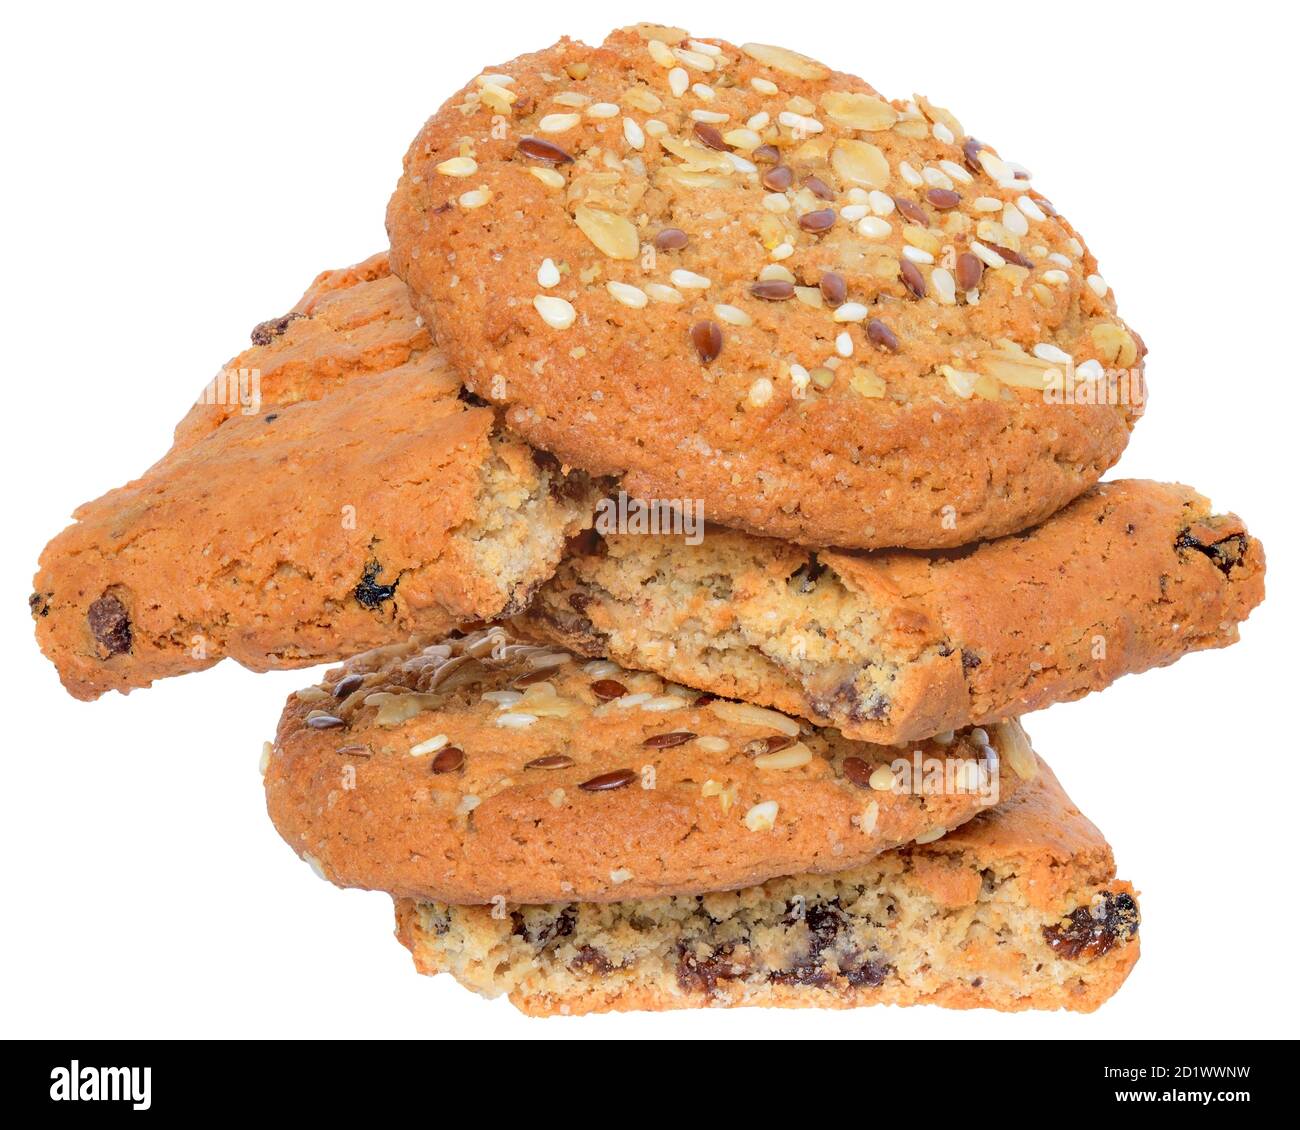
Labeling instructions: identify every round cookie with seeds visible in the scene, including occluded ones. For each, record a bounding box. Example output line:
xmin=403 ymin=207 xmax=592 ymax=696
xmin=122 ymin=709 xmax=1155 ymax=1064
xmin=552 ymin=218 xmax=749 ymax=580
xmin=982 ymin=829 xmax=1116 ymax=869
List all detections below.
xmin=263 ymin=626 xmax=1028 ymax=904
xmin=387 ymin=24 xmax=1144 ymax=550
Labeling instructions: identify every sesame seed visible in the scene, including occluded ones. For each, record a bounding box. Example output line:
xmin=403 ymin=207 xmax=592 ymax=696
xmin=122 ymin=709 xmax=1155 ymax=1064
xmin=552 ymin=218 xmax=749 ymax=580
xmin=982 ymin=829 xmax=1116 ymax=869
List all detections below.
xmin=713 ymin=303 xmax=751 ymax=326
xmin=496 ymin=712 xmax=538 ymax=728
xmin=1018 ymin=194 xmax=1047 ymax=222
xmin=922 ymin=165 xmax=954 ymax=190
xmin=915 ymin=826 xmax=947 ymax=845
xmin=1033 ymin=343 xmax=1072 ymax=364
xmin=789 ymin=364 xmax=811 ymax=395
xmin=586 ymin=102 xmax=619 ymax=118
xmin=857 ymin=216 xmax=892 ymax=241
xmin=759 ymin=263 xmax=796 ymax=282
xmin=972 ymin=197 xmax=1000 ymax=213
xmin=970 ymin=241 xmax=1006 ymax=269
xmin=668 ymin=66 xmax=689 ymax=97
xmin=622 ymin=117 xmax=645 ymax=150
xmin=833 ymin=301 xmax=869 ymax=322
xmin=770 ymin=242 xmax=794 ymax=260
xmin=835 ymin=331 xmax=854 ymax=357
xmin=1002 ymin=203 xmax=1030 ymax=236
xmin=724 ymin=127 xmax=763 ymax=149
xmin=458 ymin=187 xmax=491 ymax=209
xmin=747 ymin=378 xmax=775 ymax=407
xmin=751 ymin=76 xmax=779 ymax=95
xmin=754 ymin=742 xmax=813 ymax=770
xmin=778 ymin=110 xmax=823 ymax=134
xmin=840 ymin=204 xmax=869 ymax=221
xmin=551 ymin=91 xmax=589 ymax=108
xmin=688 ymin=38 xmax=722 ymax=56
xmin=1048 ymin=252 xmax=1072 ymax=268
xmin=695 ymin=736 xmax=729 ymax=753
xmin=899 ymin=161 xmax=923 ymax=186
xmin=939 ymin=159 xmax=973 ymax=184
xmin=868 ymin=190 xmax=895 ymax=215
xmin=932 ymin=121 xmax=955 ymax=143
xmin=1042 ymin=269 xmax=1070 ymax=286
xmin=902 ymin=244 xmax=934 ymax=265
xmin=436 ymin=156 xmax=477 ymax=177
xmin=647 ymin=39 xmax=675 ymax=67
xmin=607 ymin=281 xmax=648 ymax=308
xmin=532 ymin=295 xmax=576 ymax=329
xmin=644 ymin=119 xmax=668 ymax=137
xmin=692 ymin=82 xmax=715 ymax=101
xmin=1077 ymin=359 xmax=1105 ymax=380
xmin=1087 ymin=274 xmax=1109 ymax=297
xmin=673 ymin=46 xmax=715 ymax=71
xmin=537 ymin=112 xmax=580 ymax=134
xmin=671 ymin=268 xmax=710 ymax=289
xmin=931 ymin=267 xmax=957 ymax=305
xmin=942 ymin=365 xmax=980 ymax=398
xmin=536 ymin=258 xmax=560 ymax=288
xmin=868 ymin=765 xmax=897 ymax=791
xmin=644 ymin=282 xmax=683 ymax=303
xmin=978 ymin=150 xmax=1018 ymax=187
xmin=529 ymin=167 xmax=565 ymax=188
xmin=726 ymin=153 xmax=757 ymax=174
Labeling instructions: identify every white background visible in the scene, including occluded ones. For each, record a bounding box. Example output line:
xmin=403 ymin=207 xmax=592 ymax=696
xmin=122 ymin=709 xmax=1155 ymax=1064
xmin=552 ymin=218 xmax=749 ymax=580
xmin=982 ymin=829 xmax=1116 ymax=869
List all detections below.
xmin=2 ymin=0 xmax=1295 ymax=1040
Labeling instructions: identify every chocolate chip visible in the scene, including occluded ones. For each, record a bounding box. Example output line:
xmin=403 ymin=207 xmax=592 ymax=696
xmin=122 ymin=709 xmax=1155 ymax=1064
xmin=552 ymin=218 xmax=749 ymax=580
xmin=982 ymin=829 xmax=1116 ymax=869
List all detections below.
xmin=354 ymin=560 xmax=398 ymax=609
xmin=333 ymin=673 xmax=364 ymax=699
xmin=579 ymin=768 xmax=636 ymax=791
xmin=750 ymin=279 xmax=795 ymax=301
xmin=517 ymin=136 xmax=574 ymax=165
xmin=893 ymin=196 xmax=929 ymax=225
xmin=866 ymin=318 xmax=899 ymax=352
xmin=761 ymin=165 xmax=794 ymax=192
xmin=590 ymin=678 xmax=627 ymax=701
xmin=525 ymin=755 xmax=574 ymax=770
xmin=87 ymin=594 xmax=131 ymax=656
xmin=642 ymin=731 xmax=697 ymax=748
xmin=798 ymin=209 xmax=836 ymax=234
xmin=955 ymin=251 xmax=984 ymax=291
xmin=900 ymin=259 xmax=927 ymax=299
xmin=305 ymin=714 xmax=345 ymax=730
xmin=264 ymin=414 xmax=278 ymax=423
xmin=691 ymin=320 xmax=723 ymax=364
xmin=250 ymin=312 xmax=304 ymax=347
xmin=430 ymin=746 xmax=465 ymax=774
xmin=1043 ymin=892 xmax=1139 ymax=959
xmin=987 ymin=242 xmax=1033 ymax=268
xmin=654 ymin=227 xmax=689 ymax=251
xmin=693 ymin=122 xmax=730 ymax=151
xmin=752 ymin=145 xmax=780 ymax=164
xmin=803 ymin=175 xmax=833 ymax=200
xmin=744 ymin=735 xmax=794 ymax=757
xmin=926 ymin=188 xmax=961 ymax=210
xmin=962 ymin=137 xmax=984 ymax=173
xmin=841 ymin=756 xmax=873 ymax=788
xmin=819 ymin=271 xmax=847 ymax=307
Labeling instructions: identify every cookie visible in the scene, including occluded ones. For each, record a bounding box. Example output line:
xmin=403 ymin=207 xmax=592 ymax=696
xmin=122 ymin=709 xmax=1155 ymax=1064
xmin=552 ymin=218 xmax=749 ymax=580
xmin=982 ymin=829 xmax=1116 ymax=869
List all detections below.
xmin=394 ymin=753 xmax=1137 ymax=1014
xmin=31 ymin=258 xmax=597 ymax=699
xmin=387 ymin=24 xmax=1144 ymax=550
xmin=521 ymin=480 xmax=1264 ymax=744
xmin=263 ymin=626 xmax=1029 ymax=904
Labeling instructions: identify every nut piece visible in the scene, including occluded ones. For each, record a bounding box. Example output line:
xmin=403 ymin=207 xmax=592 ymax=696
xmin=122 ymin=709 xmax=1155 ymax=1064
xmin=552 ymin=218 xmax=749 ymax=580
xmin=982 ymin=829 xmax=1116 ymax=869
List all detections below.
xmin=740 ymin=42 xmax=831 ymax=80
xmin=831 ymin=140 xmax=890 ymax=188
xmin=708 ymin=700 xmax=802 ymax=736
xmin=743 ymin=800 xmax=780 ymax=831
xmin=820 ymin=91 xmax=899 ymax=131
xmin=574 ymin=206 xmax=640 ymax=260
xmin=994 ymin=718 xmax=1038 ymax=780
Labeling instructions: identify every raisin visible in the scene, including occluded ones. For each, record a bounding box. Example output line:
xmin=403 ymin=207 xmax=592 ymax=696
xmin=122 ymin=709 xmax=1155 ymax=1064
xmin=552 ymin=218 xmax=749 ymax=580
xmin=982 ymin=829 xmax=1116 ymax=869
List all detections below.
xmin=1175 ymin=528 xmax=1247 ymax=577
xmin=843 ymin=960 xmax=891 ymax=988
xmin=515 ymin=907 xmax=576 ymax=948
xmin=87 ymin=594 xmax=132 ymax=656
xmin=772 ymin=901 xmax=846 ymax=986
xmin=29 ymin=592 xmax=49 ymax=618
xmin=457 ymin=387 xmax=491 ymax=408
xmin=1043 ymin=891 xmax=1139 ymax=960
xmin=569 ymin=945 xmax=613 ymax=974
xmin=787 ymin=554 xmax=826 ymax=593
xmin=961 ymin=648 xmax=982 ymax=672
xmin=677 ymin=941 xmax=747 ymax=993
xmin=249 ymin=311 xmax=304 ymax=346
xmin=354 ymin=560 xmax=398 ymax=608
xmin=264 ymin=413 xmax=278 ymax=423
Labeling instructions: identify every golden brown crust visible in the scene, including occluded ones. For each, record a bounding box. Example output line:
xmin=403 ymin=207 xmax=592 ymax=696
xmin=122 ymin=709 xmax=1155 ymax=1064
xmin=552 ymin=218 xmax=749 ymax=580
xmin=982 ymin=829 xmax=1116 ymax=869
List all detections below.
xmin=31 ymin=260 xmax=596 ymax=699
xmin=264 ymin=626 xmax=1025 ymax=904
xmin=392 ymin=756 xmax=1139 ymax=1015
xmin=522 ymin=480 xmax=1264 ymax=742
xmin=387 ymin=26 xmax=1142 ymax=550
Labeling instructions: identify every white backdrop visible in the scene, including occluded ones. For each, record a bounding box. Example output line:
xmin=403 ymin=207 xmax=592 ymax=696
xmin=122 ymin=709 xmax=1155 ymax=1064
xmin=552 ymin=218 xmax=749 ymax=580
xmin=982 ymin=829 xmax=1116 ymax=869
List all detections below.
xmin=2 ymin=0 xmax=1294 ymax=1040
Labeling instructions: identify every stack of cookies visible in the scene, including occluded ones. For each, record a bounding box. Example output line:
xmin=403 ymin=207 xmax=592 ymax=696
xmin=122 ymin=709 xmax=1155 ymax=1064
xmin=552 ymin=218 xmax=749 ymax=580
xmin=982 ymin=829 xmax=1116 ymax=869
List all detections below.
xmin=32 ymin=25 xmax=1265 ymax=1016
